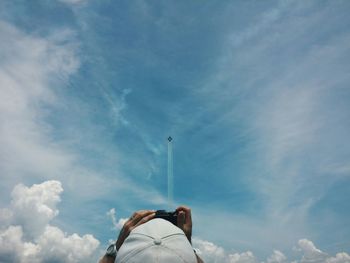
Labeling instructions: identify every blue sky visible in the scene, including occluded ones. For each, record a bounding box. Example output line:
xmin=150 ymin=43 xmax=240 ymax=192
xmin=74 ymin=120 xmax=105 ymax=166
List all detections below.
xmin=1 ymin=1 xmax=350 ymax=262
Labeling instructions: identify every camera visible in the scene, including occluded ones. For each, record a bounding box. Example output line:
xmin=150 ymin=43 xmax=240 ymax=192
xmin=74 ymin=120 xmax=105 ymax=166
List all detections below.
xmin=154 ymin=210 xmax=178 ymax=225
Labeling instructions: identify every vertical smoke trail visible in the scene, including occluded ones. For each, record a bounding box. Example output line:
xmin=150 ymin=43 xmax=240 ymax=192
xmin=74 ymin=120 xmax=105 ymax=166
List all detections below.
xmin=167 ymin=136 xmax=173 ymax=210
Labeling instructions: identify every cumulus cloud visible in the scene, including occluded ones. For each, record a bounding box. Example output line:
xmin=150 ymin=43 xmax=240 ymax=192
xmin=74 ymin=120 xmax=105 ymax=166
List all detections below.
xmin=229 ymin=251 xmax=257 ymax=263
xmin=325 ymin=253 xmax=350 ymax=263
xmin=0 ymin=181 xmax=100 ymax=263
xmin=294 ymin=239 xmax=350 ymax=263
xmin=266 ymin=250 xmax=287 ymax=263
xmin=193 ymin=238 xmax=227 ymax=262
xmin=193 ymin=238 xmax=349 ymax=263
xmin=297 ymin=239 xmax=328 ymax=262
xmin=10 ymin=181 xmax=63 ymax=238
xmin=37 ymin=225 xmax=99 ymax=263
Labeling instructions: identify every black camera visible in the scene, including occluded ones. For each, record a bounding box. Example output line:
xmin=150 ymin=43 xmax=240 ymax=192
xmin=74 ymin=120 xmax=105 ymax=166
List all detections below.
xmin=154 ymin=210 xmax=178 ymax=225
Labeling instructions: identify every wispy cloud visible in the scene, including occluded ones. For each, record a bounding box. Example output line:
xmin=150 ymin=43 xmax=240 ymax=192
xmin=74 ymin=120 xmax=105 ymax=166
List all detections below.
xmin=0 ymin=18 xmax=167 ymax=201
xmin=185 ymin=0 xmax=350 ymax=253
xmin=0 ymin=21 xmax=79 ymax=188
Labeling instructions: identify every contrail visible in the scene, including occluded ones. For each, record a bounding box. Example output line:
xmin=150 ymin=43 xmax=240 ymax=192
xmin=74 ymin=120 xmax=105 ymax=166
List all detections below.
xmin=167 ymin=136 xmax=173 ymax=210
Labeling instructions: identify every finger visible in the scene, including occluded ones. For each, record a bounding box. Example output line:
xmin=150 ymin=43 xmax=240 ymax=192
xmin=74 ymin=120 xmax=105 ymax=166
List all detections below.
xmin=176 ymin=206 xmax=192 ymax=225
xmin=129 ymin=210 xmax=146 ymax=221
xmin=176 ymin=205 xmax=190 ymax=213
xmin=134 ymin=212 xmax=156 ymax=228
xmin=130 ymin=210 xmax=155 ymax=225
xmin=177 ymin=211 xmax=185 ymax=230
xmin=115 ymin=210 xmax=154 ymax=251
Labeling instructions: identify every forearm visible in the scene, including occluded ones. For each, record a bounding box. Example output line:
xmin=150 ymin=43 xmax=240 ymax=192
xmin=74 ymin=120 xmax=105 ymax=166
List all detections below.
xmin=98 ymin=255 xmax=115 ymax=263
xmin=196 ymin=253 xmax=204 ymax=263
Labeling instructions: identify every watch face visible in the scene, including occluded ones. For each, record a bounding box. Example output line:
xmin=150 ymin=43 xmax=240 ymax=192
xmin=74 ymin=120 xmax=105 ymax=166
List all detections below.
xmin=106 ymin=244 xmax=116 ymax=256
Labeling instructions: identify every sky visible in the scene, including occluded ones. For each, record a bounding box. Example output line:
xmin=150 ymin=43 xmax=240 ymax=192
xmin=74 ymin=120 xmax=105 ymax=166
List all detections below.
xmin=0 ymin=0 xmax=350 ymax=262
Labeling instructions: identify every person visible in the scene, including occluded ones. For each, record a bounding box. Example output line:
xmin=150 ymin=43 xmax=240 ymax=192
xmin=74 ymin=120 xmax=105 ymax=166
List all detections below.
xmin=99 ymin=206 xmax=204 ymax=263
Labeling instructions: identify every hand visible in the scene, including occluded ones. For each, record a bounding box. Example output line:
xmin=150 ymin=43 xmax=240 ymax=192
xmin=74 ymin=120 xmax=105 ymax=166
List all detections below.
xmin=176 ymin=206 xmax=192 ymax=243
xmin=115 ymin=210 xmax=155 ymax=250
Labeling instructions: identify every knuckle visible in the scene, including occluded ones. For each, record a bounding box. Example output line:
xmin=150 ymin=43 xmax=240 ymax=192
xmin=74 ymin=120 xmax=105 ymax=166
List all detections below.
xmin=135 ymin=214 xmax=141 ymax=220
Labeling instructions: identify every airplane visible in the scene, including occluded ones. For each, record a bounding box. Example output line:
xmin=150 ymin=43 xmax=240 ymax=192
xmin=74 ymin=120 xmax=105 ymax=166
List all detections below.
xmin=168 ymin=136 xmax=172 ymax=142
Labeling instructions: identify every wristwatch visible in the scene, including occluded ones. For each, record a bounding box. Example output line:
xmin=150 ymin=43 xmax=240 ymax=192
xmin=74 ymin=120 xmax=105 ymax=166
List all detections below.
xmin=106 ymin=243 xmax=117 ymax=257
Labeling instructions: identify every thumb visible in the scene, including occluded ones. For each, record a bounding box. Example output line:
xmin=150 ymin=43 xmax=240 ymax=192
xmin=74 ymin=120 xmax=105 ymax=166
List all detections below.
xmin=177 ymin=211 xmax=185 ymax=230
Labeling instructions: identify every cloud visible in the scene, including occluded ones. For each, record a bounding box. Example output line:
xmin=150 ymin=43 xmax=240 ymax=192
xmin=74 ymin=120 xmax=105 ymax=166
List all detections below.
xmin=10 ymin=181 xmax=63 ymax=238
xmin=295 ymin=239 xmax=350 ymax=263
xmin=37 ymin=225 xmax=99 ymax=263
xmin=193 ymin=238 xmax=258 ymax=263
xmin=106 ymin=208 xmax=128 ymax=231
xmin=192 ymin=1 xmax=350 ymax=254
xmin=0 ymin=19 xmax=167 ymax=204
xmin=193 ymin=238 xmax=227 ymax=262
xmin=326 ymin=253 xmax=350 ymax=263
xmin=193 ymin=237 xmax=349 ymax=263
xmin=297 ymin=239 xmax=327 ymax=262
xmin=0 ymin=225 xmax=40 ymax=263
xmin=0 ymin=181 xmax=99 ymax=263
xmin=266 ymin=250 xmax=287 ymax=263
xmin=228 ymin=251 xmax=257 ymax=263
xmin=0 ymin=20 xmax=79 ymax=187
xmin=0 ymin=225 xmax=99 ymax=263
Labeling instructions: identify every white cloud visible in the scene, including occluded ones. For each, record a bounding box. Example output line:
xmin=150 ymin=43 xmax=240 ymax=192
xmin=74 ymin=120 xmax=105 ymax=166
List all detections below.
xmin=193 ymin=238 xmax=257 ymax=263
xmin=295 ymin=239 xmax=350 ymax=263
xmin=193 ymin=237 xmax=349 ymax=263
xmin=266 ymin=250 xmax=287 ymax=263
xmin=0 ymin=20 xmax=79 ymax=187
xmin=37 ymin=225 xmax=99 ymax=263
xmin=0 ymin=181 xmax=100 ymax=263
xmin=326 ymin=253 xmax=350 ymax=263
xmin=10 ymin=181 xmax=63 ymax=238
xmin=228 ymin=251 xmax=257 ymax=263
xmin=106 ymin=208 xmax=118 ymax=230
xmin=117 ymin=218 xmax=128 ymax=229
xmin=297 ymin=239 xmax=327 ymax=262
xmin=0 ymin=225 xmax=40 ymax=263
xmin=193 ymin=238 xmax=227 ymax=263
xmin=106 ymin=208 xmax=128 ymax=231
xmin=290 ymin=239 xmax=349 ymax=263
